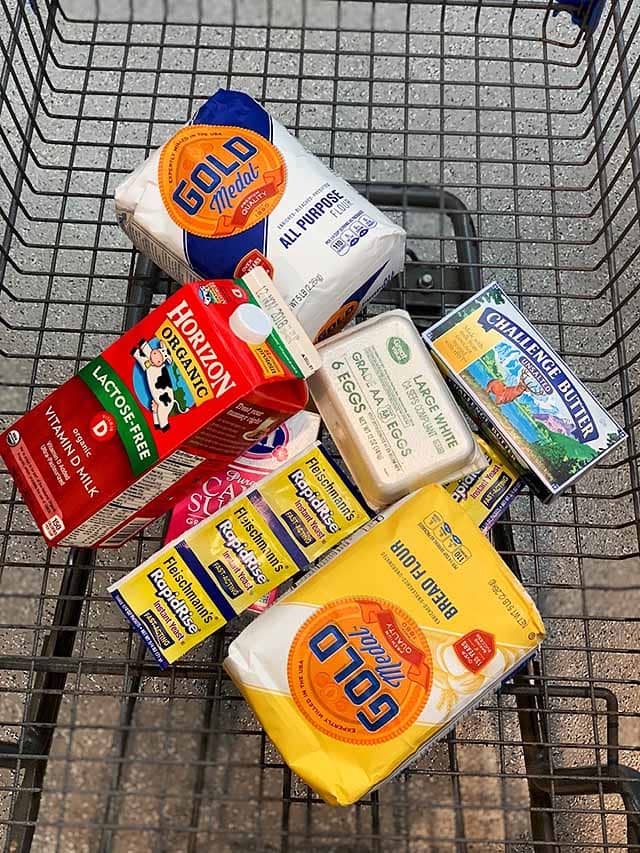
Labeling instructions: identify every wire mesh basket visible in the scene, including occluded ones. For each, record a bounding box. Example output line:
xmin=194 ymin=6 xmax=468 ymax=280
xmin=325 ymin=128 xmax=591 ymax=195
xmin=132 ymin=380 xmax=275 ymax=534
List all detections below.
xmin=1 ymin=0 xmax=639 ymax=850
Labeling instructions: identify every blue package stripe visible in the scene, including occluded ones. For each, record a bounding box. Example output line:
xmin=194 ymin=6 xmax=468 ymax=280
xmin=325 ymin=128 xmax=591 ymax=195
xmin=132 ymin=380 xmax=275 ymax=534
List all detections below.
xmin=183 ymin=89 xmax=272 ymax=278
xmin=481 ymin=479 xmax=524 ymax=533
xmin=111 ymin=590 xmax=169 ymax=669
xmin=345 ymin=261 xmax=387 ymax=306
xmin=174 ymin=540 xmax=238 ymax=621
xmin=247 ymin=490 xmax=309 ymax=569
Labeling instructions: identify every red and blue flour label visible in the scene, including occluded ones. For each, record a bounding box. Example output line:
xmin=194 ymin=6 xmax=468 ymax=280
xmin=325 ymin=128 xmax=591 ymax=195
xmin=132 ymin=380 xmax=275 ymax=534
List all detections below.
xmin=1 ymin=271 xmax=318 ymax=548
xmin=116 ymin=89 xmax=406 ymax=341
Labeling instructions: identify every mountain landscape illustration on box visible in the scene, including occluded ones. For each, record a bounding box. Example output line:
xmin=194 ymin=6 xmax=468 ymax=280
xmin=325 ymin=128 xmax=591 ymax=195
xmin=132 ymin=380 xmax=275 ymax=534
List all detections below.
xmin=465 ymin=341 xmax=620 ymax=485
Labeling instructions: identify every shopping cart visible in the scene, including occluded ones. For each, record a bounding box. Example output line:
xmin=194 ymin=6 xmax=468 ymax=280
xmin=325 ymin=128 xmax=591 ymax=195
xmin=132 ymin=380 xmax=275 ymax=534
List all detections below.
xmin=1 ymin=0 xmax=639 ymax=849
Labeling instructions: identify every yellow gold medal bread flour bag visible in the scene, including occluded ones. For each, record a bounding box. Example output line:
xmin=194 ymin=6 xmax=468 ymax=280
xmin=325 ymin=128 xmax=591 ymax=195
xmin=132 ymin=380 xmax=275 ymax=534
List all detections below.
xmin=224 ymin=484 xmax=545 ymax=805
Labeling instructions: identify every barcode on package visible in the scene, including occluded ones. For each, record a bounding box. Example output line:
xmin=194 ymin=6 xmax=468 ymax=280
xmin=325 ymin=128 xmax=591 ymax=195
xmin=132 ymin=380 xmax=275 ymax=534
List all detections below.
xmin=100 ymin=517 xmax=154 ymax=547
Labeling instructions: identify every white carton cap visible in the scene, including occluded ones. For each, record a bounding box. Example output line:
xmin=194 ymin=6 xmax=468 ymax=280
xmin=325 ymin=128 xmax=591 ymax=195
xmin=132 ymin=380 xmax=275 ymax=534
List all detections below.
xmin=229 ymin=303 xmax=273 ymax=345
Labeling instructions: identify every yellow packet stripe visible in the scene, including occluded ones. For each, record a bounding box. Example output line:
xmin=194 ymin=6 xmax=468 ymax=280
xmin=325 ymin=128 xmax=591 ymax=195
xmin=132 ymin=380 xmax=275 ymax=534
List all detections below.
xmin=246 ymin=491 xmax=308 ymax=567
xmin=447 ymin=437 xmax=523 ymax=532
xmin=111 ymin=590 xmax=171 ymax=668
xmin=112 ymin=545 xmax=228 ymax=668
xmin=262 ymin=444 xmax=370 ymax=561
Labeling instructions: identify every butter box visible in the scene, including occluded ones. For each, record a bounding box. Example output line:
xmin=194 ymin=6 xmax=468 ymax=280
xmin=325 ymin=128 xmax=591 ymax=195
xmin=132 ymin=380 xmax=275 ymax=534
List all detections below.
xmin=424 ymin=283 xmax=626 ymax=500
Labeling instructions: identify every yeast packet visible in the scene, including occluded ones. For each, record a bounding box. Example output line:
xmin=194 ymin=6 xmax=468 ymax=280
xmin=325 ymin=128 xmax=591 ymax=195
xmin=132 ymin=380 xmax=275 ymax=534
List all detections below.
xmin=109 ymin=443 xmax=370 ymax=667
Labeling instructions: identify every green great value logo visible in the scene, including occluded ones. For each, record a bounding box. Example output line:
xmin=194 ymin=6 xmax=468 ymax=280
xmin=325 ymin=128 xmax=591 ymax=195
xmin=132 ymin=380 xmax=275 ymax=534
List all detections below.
xmin=387 ymin=336 xmax=411 ymax=365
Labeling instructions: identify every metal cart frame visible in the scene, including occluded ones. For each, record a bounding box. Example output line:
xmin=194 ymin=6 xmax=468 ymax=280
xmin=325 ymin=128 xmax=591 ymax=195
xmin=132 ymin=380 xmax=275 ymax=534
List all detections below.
xmin=1 ymin=0 xmax=639 ymax=849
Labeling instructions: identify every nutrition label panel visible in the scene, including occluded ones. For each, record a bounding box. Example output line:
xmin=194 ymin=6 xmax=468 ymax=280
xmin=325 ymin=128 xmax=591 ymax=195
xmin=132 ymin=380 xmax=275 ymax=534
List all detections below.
xmin=119 ymin=215 xmax=197 ymax=285
xmin=59 ymin=449 xmax=204 ymax=547
xmin=99 ymin=516 xmax=155 ymax=548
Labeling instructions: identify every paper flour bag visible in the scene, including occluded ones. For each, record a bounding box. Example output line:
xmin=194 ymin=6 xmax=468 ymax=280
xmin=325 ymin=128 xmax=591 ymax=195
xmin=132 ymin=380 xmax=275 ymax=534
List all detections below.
xmin=224 ymin=485 xmax=545 ymax=805
xmin=115 ymin=89 xmax=406 ymax=341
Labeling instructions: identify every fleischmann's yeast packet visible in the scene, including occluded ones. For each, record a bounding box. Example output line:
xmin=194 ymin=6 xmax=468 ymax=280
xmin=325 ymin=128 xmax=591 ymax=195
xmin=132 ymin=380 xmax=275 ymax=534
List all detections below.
xmin=224 ymin=485 xmax=545 ymax=806
xmin=164 ymin=410 xmax=320 ymax=616
xmin=109 ymin=443 xmax=370 ymax=667
xmin=165 ymin=411 xmax=320 ymax=542
xmin=446 ymin=436 xmax=523 ymax=532
xmin=115 ymin=89 xmax=405 ymax=342
xmin=424 ymin=282 xmax=626 ymax=501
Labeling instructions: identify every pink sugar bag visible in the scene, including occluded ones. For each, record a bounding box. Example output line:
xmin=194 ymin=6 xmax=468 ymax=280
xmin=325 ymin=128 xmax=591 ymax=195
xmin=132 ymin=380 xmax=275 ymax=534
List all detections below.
xmin=164 ymin=411 xmax=320 ymax=614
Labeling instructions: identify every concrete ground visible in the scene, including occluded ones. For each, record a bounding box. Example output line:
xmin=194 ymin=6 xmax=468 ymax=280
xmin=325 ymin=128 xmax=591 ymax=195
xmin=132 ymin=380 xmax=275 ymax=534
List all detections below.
xmin=0 ymin=0 xmax=639 ymax=850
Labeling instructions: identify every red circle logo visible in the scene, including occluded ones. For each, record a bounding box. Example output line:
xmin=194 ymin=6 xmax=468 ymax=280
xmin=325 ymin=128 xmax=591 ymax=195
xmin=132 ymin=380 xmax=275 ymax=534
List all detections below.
xmin=90 ymin=412 xmax=116 ymax=442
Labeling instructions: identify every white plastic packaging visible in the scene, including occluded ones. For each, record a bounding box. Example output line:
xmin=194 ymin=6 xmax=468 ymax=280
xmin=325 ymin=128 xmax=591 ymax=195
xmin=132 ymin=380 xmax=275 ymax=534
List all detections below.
xmin=309 ymin=310 xmax=486 ymax=509
xmin=115 ymin=89 xmax=406 ymax=342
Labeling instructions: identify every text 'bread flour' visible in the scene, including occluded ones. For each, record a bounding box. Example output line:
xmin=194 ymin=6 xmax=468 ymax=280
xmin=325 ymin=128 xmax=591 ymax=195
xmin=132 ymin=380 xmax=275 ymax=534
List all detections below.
xmin=115 ymin=89 xmax=406 ymax=341
xmin=224 ymin=485 xmax=545 ymax=806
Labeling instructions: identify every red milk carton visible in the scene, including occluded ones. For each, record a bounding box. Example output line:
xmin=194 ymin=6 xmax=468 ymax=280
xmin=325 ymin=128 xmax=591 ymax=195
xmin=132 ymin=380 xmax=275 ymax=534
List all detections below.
xmin=1 ymin=269 xmax=319 ymax=548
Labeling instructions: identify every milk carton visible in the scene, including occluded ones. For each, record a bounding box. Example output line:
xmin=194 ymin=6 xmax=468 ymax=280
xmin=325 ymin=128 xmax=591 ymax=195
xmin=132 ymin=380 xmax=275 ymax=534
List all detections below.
xmin=1 ymin=270 xmax=319 ymax=547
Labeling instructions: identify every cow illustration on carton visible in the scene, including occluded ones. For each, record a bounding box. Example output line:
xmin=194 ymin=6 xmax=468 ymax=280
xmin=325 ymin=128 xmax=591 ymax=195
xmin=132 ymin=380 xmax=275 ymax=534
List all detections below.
xmin=131 ymin=338 xmax=190 ymax=431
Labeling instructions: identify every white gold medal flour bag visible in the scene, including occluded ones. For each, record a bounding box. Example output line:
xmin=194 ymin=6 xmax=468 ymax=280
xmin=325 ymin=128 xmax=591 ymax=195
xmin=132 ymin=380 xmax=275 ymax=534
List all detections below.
xmin=115 ymin=89 xmax=406 ymax=341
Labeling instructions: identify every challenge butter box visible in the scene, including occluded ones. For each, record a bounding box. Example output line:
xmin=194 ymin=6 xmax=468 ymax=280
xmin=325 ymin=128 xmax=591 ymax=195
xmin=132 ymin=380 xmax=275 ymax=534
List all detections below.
xmin=424 ymin=283 xmax=626 ymax=501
